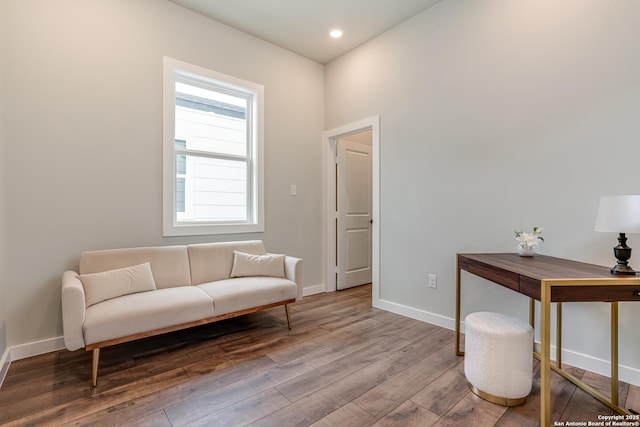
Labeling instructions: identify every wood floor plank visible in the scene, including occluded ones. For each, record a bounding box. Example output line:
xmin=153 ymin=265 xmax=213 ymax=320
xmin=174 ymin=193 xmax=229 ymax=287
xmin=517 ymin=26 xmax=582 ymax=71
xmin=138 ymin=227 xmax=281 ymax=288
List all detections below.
xmin=580 ymin=369 xmax=630 ymax=406
xmin=164 ymin=341 xmax=350 ymax=426
xmin=259 ymin=329 xmax=453 ymax=427
xmin=434 ymin=393 xmax=507 ymax=427
xmin=319 ymin=309 xmax=382 ymax=332
xmin=2 ymin=352 xmax=62 ymax=384
xmin=12 ymin=322 xmax=230 ymax=409
xmin=386 ymin=328 xmax=455 ymax=363
xmin=182 ymin=388 xmax=291 ymax=427
xmin=560 ymin=382 xmax=620 ymax=422
xmin=250 ymin=355 xmax=411 ymax=427
xmin=372 ymin=400 xmax=440 ymax=427
xmin=265 ymin=331 xmax=337 ymax=366
xmin=309 ymin=403 xmax=377 ymax=427
xmin=119 ymin=410 xmax=173 ymax=427
xmin=5 ymin=368 xmax=189 ymax=427
xmin=275 ymin=333 xmax=413 ymax=402
xmin=410 ymin=360 xmax=469 ymax=416
xmin=395 ymin=320 xmax=441 ymax=342
xmin=353 ymin=344 xmax=461 ymax=418
xmin=293 ymin=294 xmax=369 ymax=317
xmin=56 ymin=356 xmax=278 ymax=427
xmin=0 ymin=357 xmax=93 ymax=408
xmin=625 ymin=380 xmax=640 ymax=413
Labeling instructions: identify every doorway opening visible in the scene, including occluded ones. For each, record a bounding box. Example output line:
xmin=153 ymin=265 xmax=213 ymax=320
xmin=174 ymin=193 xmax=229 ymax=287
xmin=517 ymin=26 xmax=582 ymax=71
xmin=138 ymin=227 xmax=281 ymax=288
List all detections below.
xmin=323 ymin=117 xmax=380 ymax=300
xmin=336 ymin=132 xmax=372 ymax=290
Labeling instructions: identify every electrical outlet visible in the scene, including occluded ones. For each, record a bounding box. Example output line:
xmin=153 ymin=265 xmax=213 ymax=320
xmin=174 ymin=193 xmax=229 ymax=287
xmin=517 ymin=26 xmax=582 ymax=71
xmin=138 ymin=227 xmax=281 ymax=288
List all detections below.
xmin=428 ymin=274 xmax=437 ymax=289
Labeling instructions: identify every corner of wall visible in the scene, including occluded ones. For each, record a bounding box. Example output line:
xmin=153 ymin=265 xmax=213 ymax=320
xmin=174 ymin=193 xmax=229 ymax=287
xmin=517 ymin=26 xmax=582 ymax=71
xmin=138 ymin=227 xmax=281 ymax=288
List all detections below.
xmin=302 ymin=284 xmax=325 ymax=297
xmin=0 ymin=0 xmax=8 ymax=385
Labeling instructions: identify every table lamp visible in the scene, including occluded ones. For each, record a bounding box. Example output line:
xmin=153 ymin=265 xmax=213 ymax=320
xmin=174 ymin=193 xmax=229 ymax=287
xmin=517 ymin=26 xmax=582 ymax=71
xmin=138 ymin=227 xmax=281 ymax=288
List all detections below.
xmin=595 ymin=195 xmax=640 ymax=275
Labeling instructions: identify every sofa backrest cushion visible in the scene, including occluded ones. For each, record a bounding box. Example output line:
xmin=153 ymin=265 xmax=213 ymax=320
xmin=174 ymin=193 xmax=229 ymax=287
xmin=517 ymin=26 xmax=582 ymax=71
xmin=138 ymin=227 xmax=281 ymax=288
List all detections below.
xmin=188 ymin=240 xmax=266 ymax=285
xmin=79 ymin=245 xmax=191 ymax=289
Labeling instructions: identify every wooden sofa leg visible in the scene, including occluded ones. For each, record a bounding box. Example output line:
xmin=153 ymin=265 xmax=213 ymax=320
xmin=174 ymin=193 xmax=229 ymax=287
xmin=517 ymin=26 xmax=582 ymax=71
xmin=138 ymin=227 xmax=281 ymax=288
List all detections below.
xmin=91 ymin=348 xmax=100 ymax=387
xmin=285 ymin=304 xmax=292 ymax=330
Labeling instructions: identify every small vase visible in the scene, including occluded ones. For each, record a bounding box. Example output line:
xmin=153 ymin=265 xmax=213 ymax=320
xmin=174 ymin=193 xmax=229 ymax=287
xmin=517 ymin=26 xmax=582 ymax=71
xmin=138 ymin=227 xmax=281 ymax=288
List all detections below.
xmin=517 ymin=243 xmax=535 ymax=257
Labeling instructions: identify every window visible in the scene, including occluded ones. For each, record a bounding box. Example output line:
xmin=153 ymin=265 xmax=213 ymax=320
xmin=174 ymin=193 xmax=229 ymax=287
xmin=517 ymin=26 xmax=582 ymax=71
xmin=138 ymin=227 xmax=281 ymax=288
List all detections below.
xmin=163 ymin=57 xmax=264 ymax=236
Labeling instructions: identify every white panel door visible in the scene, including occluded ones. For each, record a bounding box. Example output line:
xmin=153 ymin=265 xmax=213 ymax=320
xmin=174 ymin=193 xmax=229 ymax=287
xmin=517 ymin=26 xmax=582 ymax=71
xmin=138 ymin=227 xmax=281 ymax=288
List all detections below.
xmin=337 ymin=140 xmax=372 ymax=290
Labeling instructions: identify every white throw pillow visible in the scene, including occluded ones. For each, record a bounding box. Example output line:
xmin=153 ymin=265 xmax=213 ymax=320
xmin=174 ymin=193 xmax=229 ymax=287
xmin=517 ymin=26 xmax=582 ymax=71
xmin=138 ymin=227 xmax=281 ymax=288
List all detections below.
xmin=230 ymin=251 xmax=285 ymax=278
xmin=79 ymin=262 xmax=157 ymax=307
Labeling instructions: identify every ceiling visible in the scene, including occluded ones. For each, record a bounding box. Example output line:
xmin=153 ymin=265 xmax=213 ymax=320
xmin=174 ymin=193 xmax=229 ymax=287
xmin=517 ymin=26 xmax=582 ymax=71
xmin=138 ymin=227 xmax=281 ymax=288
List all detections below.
xmin=168 ymin=0 xmax=443 ymax=64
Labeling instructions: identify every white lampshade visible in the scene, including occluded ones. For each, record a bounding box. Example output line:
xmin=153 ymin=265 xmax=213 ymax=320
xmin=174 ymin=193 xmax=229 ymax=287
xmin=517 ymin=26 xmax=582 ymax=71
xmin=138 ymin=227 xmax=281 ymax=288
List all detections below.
xmin=595 ymin=195 xmax=640 ymax=233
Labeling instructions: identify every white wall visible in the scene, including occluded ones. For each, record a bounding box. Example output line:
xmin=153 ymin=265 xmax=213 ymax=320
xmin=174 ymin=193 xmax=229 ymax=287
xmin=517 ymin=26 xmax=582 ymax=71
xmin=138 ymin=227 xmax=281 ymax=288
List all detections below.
xmin=326 ymin=0 xmax=640 ymax=380
xmin=1 ymin=0 xmax=324 ymax=351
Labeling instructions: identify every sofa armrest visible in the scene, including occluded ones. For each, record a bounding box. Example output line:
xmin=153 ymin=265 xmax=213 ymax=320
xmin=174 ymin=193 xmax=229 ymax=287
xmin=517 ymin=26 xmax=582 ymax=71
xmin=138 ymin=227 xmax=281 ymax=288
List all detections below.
xmin=61 ymin=271 xmax=86 ymax=351
xmin=284 ymin=256 xmax=303 ymax=301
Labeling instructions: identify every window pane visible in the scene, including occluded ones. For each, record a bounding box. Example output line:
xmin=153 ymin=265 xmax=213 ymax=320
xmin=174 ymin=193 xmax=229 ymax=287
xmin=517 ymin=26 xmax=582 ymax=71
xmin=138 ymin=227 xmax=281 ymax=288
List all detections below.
xmin=177 ymin=155 xmax=248 ymax=222
xmin=174 ymin=81 xmax=248 ymax=157
xmin=176 ymin=177 xmax=185 ymax=213
xmin=176 ymin=139 xmax=187 ymax=174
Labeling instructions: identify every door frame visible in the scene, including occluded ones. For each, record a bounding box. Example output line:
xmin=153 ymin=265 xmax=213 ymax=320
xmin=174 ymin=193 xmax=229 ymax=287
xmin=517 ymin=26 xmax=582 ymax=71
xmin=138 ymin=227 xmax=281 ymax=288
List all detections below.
xmin=322 ymin=116 xmax=380 ymax=300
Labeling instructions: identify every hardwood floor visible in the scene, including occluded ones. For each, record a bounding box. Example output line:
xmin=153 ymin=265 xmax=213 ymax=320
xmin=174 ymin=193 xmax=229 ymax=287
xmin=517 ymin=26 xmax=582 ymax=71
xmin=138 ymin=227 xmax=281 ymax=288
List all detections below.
xmin=1 ymin=284 xmax=639 ymax=426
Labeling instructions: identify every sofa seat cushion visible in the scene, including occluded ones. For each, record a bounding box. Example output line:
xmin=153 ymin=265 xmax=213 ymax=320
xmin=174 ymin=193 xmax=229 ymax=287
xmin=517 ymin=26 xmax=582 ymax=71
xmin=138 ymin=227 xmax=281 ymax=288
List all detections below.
xmin=83 ymin=286 xmax=214 ymax=345
xmin=197 ymin=277 xmax=297 ymax=316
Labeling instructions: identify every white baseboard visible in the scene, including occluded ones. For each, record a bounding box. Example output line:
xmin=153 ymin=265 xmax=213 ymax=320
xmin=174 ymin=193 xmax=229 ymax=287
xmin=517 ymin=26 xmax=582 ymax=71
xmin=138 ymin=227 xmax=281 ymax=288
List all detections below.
xmin=373 ymin=297 xmax=640 ymax=387
xmin=533 ymin=342 xmax=640 ymax=387
xmin=302 ymin=284 xmax=325 ymax=297
xmin=373 ymin=297 xmax=455 ymax=330
xmin=10 ymin=336 xmax=66 ymax=361
xmin=0 ymin=347 xmax=10 ymax=389
xmin=0 ymin=336 xmax=66 ymax=389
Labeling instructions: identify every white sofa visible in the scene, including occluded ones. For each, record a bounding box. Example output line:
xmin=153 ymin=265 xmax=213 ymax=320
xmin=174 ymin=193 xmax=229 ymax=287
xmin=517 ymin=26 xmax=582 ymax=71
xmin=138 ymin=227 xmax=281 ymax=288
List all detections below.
xmin=61 ymin=240 xmax=302 ymax=386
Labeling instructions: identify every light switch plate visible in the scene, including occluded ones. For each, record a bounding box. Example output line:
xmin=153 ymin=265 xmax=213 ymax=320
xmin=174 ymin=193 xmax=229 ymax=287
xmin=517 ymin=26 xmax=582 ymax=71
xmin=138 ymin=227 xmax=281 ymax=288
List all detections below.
xmin=428 ymin=274 xmax=437 ymax=288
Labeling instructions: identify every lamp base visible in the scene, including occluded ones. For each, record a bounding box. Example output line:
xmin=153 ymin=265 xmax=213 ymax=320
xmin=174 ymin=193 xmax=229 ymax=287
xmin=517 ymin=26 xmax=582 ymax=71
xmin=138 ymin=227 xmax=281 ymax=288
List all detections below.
xmin=610 ymin=264 xmax=637 ymax=275
xmin=611 ymin=232 xmax=637 ymax=275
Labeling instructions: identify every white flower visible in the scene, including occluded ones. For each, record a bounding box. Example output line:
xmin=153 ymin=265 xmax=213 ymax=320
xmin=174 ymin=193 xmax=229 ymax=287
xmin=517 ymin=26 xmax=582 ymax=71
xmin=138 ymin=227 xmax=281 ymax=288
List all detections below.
xmin=515 ymin=227 xmax=544 ymax=248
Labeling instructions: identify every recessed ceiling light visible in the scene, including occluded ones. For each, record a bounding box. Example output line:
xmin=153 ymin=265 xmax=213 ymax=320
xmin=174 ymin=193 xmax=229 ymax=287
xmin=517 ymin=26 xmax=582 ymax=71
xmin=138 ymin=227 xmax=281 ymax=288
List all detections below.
xmin=329 ymin=29 xmax=343 ymax=39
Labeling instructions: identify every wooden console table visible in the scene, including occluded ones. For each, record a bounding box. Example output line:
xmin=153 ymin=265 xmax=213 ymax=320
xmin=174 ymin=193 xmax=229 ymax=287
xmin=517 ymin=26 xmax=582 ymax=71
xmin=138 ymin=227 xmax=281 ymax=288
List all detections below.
xmin=456 ymin=253 xmax=640 ymax=427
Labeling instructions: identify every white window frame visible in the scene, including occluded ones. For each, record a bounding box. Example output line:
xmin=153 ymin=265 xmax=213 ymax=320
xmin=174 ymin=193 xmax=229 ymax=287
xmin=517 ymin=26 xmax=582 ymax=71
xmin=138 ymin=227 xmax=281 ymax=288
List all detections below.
xmin=163 ymin=57 xmax=264 ymax=236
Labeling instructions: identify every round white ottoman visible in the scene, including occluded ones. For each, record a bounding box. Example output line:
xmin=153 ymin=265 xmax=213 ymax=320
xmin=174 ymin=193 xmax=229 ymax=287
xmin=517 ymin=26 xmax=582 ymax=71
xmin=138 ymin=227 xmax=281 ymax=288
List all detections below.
xmin=464 ymin=311 xmax=533 ymax=406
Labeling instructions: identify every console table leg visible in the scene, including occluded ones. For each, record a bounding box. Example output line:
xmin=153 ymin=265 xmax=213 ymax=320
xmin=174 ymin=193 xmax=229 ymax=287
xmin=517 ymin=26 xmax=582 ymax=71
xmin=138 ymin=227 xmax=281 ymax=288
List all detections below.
xmin=541 ymin=281 xmax=551 ymax=427
xmin=529 ymin=298 xmax=535 ymax=328
xmin=557 ymin=303 xmax=562 ymax=369
xmin=529 ymin=298 xmax=536 ymax=353
xmin=612 ymin=302 xmax=619 ymax=405
xmin=455 ymin=265 xmax=463 ymax=356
